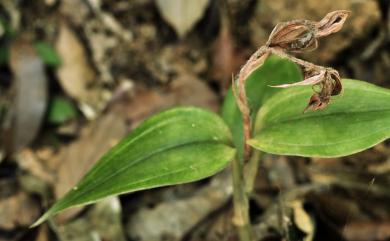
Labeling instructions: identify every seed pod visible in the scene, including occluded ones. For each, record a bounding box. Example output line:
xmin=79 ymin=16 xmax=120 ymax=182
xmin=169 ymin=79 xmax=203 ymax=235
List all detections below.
xmin=267 ymin=20 xmax=318 ymax=52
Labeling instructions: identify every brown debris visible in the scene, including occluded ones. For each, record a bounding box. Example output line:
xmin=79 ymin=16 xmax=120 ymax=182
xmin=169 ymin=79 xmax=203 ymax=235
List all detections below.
xmin=0 ymin=190 xmax=40 ymax=229
xmin=4 ymin=34 xmax=48 ymax=154
xmin=343 ymin=221 xmax=390 ymax=241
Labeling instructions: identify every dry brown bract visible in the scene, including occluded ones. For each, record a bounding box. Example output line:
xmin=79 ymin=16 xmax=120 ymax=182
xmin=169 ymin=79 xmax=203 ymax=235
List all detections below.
xmin=234 ymin=10 xmax=349 ymax=159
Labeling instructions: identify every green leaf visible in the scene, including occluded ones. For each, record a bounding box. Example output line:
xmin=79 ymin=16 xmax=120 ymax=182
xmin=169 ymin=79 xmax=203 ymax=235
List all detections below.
xmin=32 ymin=107 xmax=235 ymax=227
xmin=249 ymin=79 xmax=390 ymax=157
xmin=34 ymin=42 xmax=61 ymax=66
xmin=221 ymin=55 xmax=302 ymax=158
xmin=47 ymin=96 xmax=77 ymax=124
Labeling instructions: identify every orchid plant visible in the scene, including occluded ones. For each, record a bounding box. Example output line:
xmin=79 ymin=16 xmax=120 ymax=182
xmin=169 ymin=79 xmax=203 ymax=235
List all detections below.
xmin=31 ymin=10 xmax=390 ymax=241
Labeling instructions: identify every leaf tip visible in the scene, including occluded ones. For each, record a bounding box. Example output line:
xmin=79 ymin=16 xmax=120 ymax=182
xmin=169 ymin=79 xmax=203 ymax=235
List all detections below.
xmin=29 ymin=213 xmax=50 ymax=228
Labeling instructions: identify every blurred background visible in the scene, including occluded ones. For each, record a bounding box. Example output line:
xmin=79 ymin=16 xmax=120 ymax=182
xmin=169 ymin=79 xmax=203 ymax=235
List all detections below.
xmin=0 ymin=0 xmax=390 ymax=241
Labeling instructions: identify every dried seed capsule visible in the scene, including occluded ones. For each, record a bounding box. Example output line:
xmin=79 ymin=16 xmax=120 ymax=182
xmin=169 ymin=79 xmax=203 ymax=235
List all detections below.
xmin=267 ymin=20 xmax=317 ymax=52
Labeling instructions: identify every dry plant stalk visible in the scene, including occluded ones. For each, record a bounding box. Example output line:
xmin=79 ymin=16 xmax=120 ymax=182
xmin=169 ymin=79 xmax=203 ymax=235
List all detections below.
xmin=233 ymin=10 xmax=350 ymax=160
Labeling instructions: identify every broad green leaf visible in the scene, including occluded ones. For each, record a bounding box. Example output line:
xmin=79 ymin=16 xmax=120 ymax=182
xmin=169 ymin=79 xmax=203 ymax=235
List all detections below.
xmin=47 ymin=96 xmax=77 ymax=124
xmin=249 ymin=79 xmax=390 ymax=157
xmin=34 ymin=42 xmax=61 ymax=66
xmin=221 ymin=55 xmax=302 ymax=158
xmin=32 ymin=107 xmax=235 ymax=227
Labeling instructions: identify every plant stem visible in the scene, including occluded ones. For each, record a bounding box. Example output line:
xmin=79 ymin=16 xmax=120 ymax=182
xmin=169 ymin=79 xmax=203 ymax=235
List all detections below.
xmin=245 ymin=150 xmax=262 ymax=194
xmin=232 ymin=157 xmax=252 ymax=241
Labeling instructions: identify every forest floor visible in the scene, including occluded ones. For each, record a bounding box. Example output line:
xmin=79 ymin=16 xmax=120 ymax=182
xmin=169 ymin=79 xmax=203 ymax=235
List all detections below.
xmin=1 ymin=0 xmax=390 ymax=241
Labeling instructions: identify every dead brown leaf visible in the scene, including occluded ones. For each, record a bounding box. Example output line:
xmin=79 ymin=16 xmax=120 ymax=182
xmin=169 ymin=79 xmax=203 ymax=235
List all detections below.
xmin=3 ymin=34 xmax=48 ymax=154
xmin=343 ymin=221 xmax=390 ymax=241
xmin=126 ymin=171 xmax=232 ymax=241
xmin=211 ymin=19 xmax=245 ymax=91
xmin=54 ymin=108 xmax=128 ymax=223
xmin=56 ymin=197 xmax=126 ymax=241
xmin=55 ymin=20 xmax=105 ymax=119
xmin=156 ymin=0 xmax=210 ymax=38
xmin=0 ymin=190 xmax=40 ymax=229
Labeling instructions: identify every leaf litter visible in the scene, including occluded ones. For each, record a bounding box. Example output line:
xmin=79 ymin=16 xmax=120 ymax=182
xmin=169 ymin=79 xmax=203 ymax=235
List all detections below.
xmin=0 ymin=1 xmax=389 ymax=241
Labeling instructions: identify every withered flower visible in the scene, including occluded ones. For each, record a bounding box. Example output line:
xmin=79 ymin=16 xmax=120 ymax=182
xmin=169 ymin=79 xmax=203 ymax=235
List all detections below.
xmin=266 ymin=10 xmax=349 ymax=112
xmin=315 ymin=10 xmax=350 ymax=38
xmin=266 ymin=10 xmax=350 ymax=53
xmin=303 ymin=68 xmax=342 ymax=112
xmin=234 ymin=10 xmax=349 ymax=160
xmin=271 ymin=68 xmax=342 ymax=112
xmin=266 ymin=20 xmax=317 ymax=52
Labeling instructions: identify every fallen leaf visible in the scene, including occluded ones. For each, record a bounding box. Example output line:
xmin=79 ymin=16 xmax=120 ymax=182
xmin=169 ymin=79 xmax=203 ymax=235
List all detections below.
xmin=16 ymin=149 xmax=56 ymax=184
xmin=5 ymin=34 xmax=48 ymax=154
xmin=292 ymin=200 xmax=315 ymax=241
xmin=55 ymin=20 xmax=104 ymax=119
xmin=54 ymin=108 xmax=128 ymax=223
xmin=169 ymin=74 xmax=219 ymax=112
xmin=211 ymin=18 xmax=244 ymax=91
xmin=156 ymin=0 xmax=210 ymax=38
xmin=56 ymin=197 xmax=126 ymax=241
xmin=126 ymin=171 xmax=232 ymax=241
xmin=36 ymin=224 xmax=49 ymax=241
xmin=343 ymin=221 xmax=390 ymax=241
xmin=0 ymin=189 xmax=40 ymax=229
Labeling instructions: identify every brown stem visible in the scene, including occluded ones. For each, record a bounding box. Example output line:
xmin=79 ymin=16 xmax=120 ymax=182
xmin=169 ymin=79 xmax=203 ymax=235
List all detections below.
xmin=234 ymin=46 xmax=270 ymax=160
xmin=270 ymin=47 xmax=317 ymax=70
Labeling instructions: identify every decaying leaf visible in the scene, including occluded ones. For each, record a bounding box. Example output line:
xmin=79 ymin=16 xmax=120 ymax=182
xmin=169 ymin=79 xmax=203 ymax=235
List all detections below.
xmin=211 ymin=16 xmax=245 ymax=91
xmin=0 ymin=188 xmax=40 ymax=229
xmin=5 ymin=34 xmax=48 ymax=153
xmin=54 ymin=108 xmax=128 ymax=223
xmin=55 ymin=20 xmax=105 ymax=119
xmin=291 ymin=201 xmax=315 ymax=241
xmin=56 ymin=197 xmax=126 ymax=241
xmin=156 ymin=0 xmax=210 ymax=38
xmin=342 ymin=221 xmax=390 ymax=241
xmin=126 ymin=172 xmax=232 ymax=241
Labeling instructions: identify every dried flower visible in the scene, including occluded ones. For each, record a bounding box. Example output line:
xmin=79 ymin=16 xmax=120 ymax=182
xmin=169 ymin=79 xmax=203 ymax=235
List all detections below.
xmin=266 ymin=11 xmax=349 ymax=112
xmin=304 ymin=68 xmax=342 ymax=112
xmin=266 ymin=20 xmax=317 ymax=52
xmin=234 ymin=10 xmax=349 ymax=159
xmin=315 ymin=10 xmax=350 ymax=38
xmin=271 ymin=67 xmax=342 ymax=112
xmin=266 ymin=10 xmax=350 ymax=53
